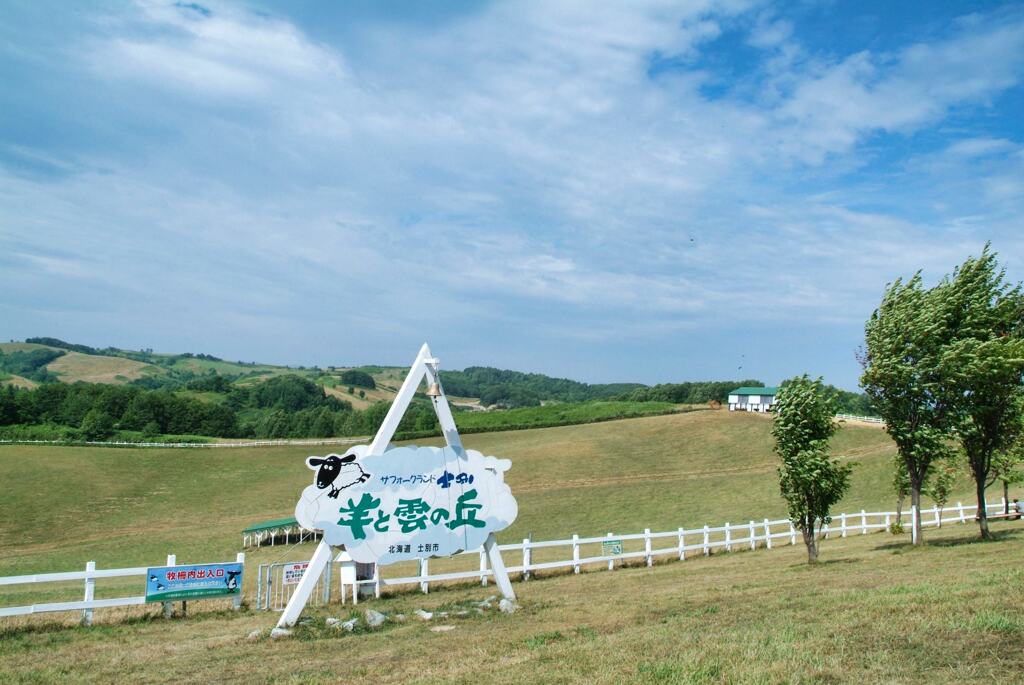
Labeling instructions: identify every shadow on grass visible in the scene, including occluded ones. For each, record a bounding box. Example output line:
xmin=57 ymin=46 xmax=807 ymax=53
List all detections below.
xmin=786 ymin=557 xmax=862 ymax=570
xmin=874 ymin=527 xmax=1021 ymax=552
xmin=0 ymin=604 xmax=254 ymax=639
xmin=818 ymin=557 xmax=863 ymax=565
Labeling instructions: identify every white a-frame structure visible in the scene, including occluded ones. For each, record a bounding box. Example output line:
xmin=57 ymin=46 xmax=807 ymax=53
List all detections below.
xmin=277 ymin=343 xmax=515 ymax=628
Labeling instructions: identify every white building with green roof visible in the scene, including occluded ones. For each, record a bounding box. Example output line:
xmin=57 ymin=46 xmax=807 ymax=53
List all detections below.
xmin=727 ymin=386 xmax=778 ymax=413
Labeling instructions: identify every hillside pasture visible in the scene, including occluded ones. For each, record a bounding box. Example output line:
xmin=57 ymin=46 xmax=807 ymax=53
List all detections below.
xmin=0 ymin=374 xmax=37 ymax=389
xmin=324 ymin=383 xmax=399 ymax=409
xmin=0 ymin=410 xmax=934 ymax=583
xmin=45 ymin=352 xmax=160 ymax=384
xmin=0 ymin=342 xmax=54 ymax=353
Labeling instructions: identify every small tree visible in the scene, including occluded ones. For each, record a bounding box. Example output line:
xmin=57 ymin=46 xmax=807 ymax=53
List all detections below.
xmin=773 ymin=376 xmax=853 ymax=564
xmin=924 ymin=457 xmax=959 ymax=527
xmin=80 ymin=408 xmax=114 ymax=441
xmin=891 ymin=455 xmax=910 ymax=533
xmin=142 ymin=420 xmax=161 ymax=438
xmin=991 ymin=430 xmax=1024 ymax=516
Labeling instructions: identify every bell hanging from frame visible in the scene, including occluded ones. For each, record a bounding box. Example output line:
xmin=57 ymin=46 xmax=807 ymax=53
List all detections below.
xmin=425 ymin=382 xmax=442 ymax=398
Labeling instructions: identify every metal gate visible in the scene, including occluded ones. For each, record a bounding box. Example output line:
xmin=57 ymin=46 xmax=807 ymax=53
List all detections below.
xmin=256 ymin=560 xmax=331 ymax=611
xmin=256 ymin=558 xmax=379 ymax=611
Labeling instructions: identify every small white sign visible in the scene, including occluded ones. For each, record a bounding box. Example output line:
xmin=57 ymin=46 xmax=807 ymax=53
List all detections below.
xmin=283 ymin=562 xmax=309 ymax=585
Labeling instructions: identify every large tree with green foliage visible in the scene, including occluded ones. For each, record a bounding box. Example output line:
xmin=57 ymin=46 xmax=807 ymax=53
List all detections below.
xmin=933 ymin=247 xmax=1024 ymax=540
xmin=773 ymin=375 xmax=853 ymax=564
xmin=861 ymin=273 xmax=955 ymax=544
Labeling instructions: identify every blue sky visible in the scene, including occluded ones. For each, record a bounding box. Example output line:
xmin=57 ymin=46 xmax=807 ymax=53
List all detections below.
xmin=1 ymin=1 xmax=1022 ymax=390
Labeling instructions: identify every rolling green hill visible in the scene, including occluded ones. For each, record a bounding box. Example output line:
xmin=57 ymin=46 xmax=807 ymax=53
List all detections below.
xmin=0 ymin=410 xmax=929 ymax=580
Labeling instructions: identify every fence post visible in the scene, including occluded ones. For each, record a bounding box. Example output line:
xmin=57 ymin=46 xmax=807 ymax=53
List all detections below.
xmin=572 ymin=534 xmax=580 ymax=574
xmin=82 ymin=561 xmax=95 ymax=626
xmin=958 ymin=502 xmax=966 ymax=524
xmin=644 ymin=529 xmax=652 ymax=567
xmin=703 ymin=525 xmax=710 ymax=556
xmin=322 ymin=555 xmax=332 ymax=604
xmin=933 ymin=506 xmax=940 ymax=528
xmin=607 ymin=533 xmax=615 ymax=570
xmin=479 ymin=548 xmax=488 ymax=586
xmin=911 ymin=505 xmax=918 ymax=544
xmin=420 ymin=558 xmax=429 ymax=594
xmin=234 ymin=552 xmax=245 ymax=610
xmin=163 ymin=554 xmax=176 ymax=619
xmin=861 ymin=510 xmax=867 ymax=534
xmin=256 ymin=563 xmax=264 ymax=610
xmin=840 ymin=513 xmax=847 ymax=538
xmin=725 ymin=523 xmax=731 ymax=552
xmin=522 ymin=537 xmax=531 ymax=580
xmin=763 ymin=519 xmax=772 ymax=550
xmin=748 ymin=521 xmax=756 ymax=550
xmin=678 ymin=527 xmax=686 ymax=561
xmin=789 ymin=521 xmax=796 ymax=545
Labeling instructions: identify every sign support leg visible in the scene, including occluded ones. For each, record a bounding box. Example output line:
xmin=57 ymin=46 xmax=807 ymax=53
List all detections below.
xmin=484 ymin=533 xmax=515 ymax=601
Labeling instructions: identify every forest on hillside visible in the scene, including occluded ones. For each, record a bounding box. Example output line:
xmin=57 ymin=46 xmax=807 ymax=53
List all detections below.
xmin=0 ymin=337 xmax=878 ymax=442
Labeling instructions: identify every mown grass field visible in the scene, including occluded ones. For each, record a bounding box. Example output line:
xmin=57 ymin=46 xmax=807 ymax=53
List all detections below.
xmin=2 ymin=522 xmax=1021 ymax=683
xmin=1 ymin=410 xmax=1019 ymax=683
xmin=0 ymin=411 xmax=905 ymax=578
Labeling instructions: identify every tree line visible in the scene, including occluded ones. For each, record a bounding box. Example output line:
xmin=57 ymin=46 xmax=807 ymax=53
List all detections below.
xmin=0 ymin=382 xmax=238 ymax=439
xmin=0 ymin=348 xmax=66 ymax=383
xmin=438 ymin=366 xmax=645 ymax=407
xmin=622 ymin=380 xmax=763 ymax=405
xmin=0 ymin=374 xmax=437 ymax=441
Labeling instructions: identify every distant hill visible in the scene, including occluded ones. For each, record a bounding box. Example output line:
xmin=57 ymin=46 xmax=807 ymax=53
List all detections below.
xmin=3 ymin=338 xmax=408 ymax=410
xmin=0 ymin=337 xmax=876 ymax=442
xmin=4 ymin=337 xmax=768 ymax=410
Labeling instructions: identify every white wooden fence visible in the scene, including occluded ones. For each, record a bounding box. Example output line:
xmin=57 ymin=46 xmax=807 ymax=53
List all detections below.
xmin=4 ymin=498 xmax=1016 ymax=622
xmin=835 ymin=413 xmax=884 ymax=424
xmin=0 ymin=553 xmax=245 ymax=624
xmin=255 ymin=498 xmax=1018 ymax=609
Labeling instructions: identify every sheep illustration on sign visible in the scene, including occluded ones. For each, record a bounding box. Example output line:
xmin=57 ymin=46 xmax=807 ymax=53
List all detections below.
xmin=295 ymin=444 xmax=517 ymax=566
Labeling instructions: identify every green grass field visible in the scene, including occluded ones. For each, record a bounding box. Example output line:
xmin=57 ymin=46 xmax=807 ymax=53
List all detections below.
xmin=1 ymin=410 xmax=1019 ymax=683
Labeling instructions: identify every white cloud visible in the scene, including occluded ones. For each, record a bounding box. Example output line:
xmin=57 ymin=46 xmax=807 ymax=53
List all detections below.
xmin=92 ymin=0 xmax=345 ymax=98
xmin=946 ymin=138 xmax=1016 ymax=157
xmin=3 ymin=0 xmax=1024 ymax=385
xmin=773 ymin=17 xmax=1024 ymax=163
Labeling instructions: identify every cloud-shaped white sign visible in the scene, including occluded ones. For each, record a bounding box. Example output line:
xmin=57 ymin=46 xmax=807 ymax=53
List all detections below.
xmin=295 ymin=444 xmax=518 ymax=566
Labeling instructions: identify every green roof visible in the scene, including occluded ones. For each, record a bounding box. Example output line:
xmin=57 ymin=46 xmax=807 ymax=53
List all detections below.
xmin=729 ymin=386 xmax=779 ymax=396
xmin=243 ymin=517 xmax=299 ymax=534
